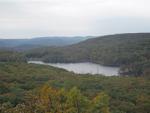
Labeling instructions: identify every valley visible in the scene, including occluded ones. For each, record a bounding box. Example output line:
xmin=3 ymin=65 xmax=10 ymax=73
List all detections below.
xmin=0 ymin=33 xmax=150 ymax=113
xmin=25 ymin=33 xmax=150 ymax=76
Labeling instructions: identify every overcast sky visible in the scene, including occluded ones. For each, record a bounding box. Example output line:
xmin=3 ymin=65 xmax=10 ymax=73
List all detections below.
xmin=0 ymin=0 xmax=150 ymax=39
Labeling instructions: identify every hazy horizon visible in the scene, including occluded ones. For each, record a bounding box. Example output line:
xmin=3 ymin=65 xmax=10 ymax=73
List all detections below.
xmin=0 ymin=32 xmax=150 ymax=40
xmin=0 ymin=0 xmax=150 ymax=39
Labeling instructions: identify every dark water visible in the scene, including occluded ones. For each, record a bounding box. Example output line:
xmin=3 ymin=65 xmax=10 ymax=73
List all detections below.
xmin=28 ymin=61 xmax=119 ymax=76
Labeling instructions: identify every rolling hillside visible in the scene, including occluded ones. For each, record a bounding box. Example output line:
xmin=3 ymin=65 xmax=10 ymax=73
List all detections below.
xmin=0 ymin=36 xmax=91 ymax=51
xmin=0 ymin=37 xmax=149 ymax=113
xmin=26 ymin=33 xmax=150 ymax=76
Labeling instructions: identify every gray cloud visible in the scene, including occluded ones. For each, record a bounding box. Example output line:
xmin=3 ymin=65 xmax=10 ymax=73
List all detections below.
xmin=0 ymin=0 xmax=150 ymax=38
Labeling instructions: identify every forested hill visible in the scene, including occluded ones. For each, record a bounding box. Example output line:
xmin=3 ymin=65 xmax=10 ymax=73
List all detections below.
xmin=0 ymin=36 xmax=91 ymax=51
xmin=26 ymin=33 xmax=150 ymax=76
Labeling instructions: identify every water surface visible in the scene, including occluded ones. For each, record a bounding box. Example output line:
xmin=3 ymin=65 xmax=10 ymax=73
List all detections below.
xmin=28 ymin=61 xmax=119 ymax=76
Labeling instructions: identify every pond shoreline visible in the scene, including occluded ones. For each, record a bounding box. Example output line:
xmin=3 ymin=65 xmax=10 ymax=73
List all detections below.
xmin=28 ymin=61 xmax=120 ymax=76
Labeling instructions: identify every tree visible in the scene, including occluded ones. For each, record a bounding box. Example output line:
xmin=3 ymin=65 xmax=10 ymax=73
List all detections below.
xmin=90 ymin=92 xmax=110 ymax=113
xmin=66 ymin=87 xmax=89 ymax=113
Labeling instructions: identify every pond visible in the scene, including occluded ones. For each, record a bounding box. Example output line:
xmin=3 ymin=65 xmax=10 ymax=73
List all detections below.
xmin=28 ymin=61 xmax=119 ymax=76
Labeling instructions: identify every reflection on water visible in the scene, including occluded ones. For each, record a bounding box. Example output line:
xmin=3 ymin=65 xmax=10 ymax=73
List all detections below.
xmin=28 ymin=61 xmax=119 ymax=76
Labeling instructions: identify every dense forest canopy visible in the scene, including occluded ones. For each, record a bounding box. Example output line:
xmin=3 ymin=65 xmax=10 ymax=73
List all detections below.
xmin=25 ymin=33 xmax=150 ymax=76
xmin=0 ymin=62 xmax=149 ymax=113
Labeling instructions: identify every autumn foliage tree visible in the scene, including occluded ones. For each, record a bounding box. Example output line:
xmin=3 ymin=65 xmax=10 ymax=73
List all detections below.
xmin=1 ymin=85 xmax=110 ymax=113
